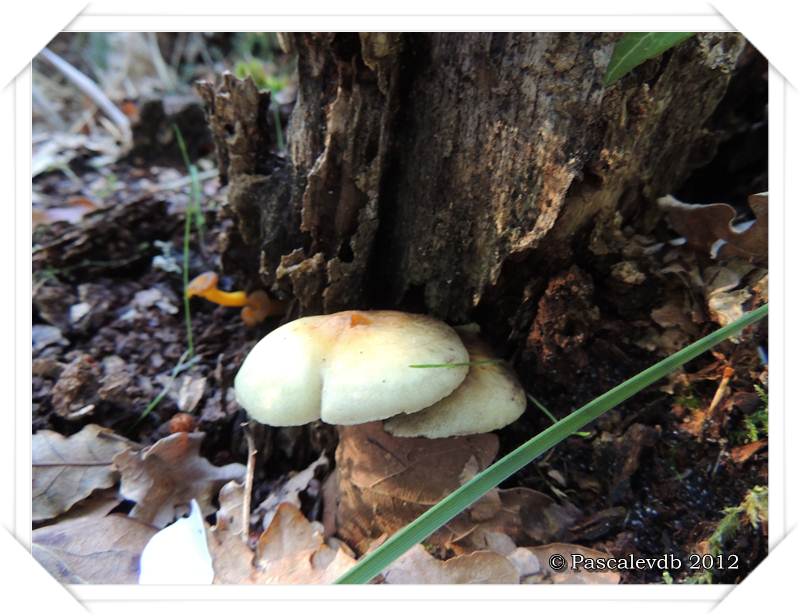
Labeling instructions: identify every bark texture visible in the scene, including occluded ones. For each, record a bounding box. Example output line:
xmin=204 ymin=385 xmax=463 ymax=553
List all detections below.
xmin=199 ymin=32 xmax=745 ymax=325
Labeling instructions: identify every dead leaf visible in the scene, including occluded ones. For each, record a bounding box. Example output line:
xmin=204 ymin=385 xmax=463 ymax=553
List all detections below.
xmin=251 ymin=503 xmax=356 ymax=584
xmin=50 ymin=353 xmax=101 ymax=418
xmin=113 ymin=431 xmax=246 ymax=528
xmin=32 ymin=199 xmax=96 ymax=229
xmin=658 ymin=193 xmax=767 ymax=264
xmin=703 ymin=263 xmax=756 ymax=330
xmin=254 ymin=454 xmax=329 ymax=530
xmin=340 ymin=423 xmax=498 ymax=503
xmin=32 ymin=424 xmax=135 ymax=522
xmin=53 ymin=489 xmax=123 ymax=522
xmin=518 ymin=544 xmax=621 ymax=584
xmin=32 ymin=514 xmax=156 ymax=583
xmin=207 ymin=481 xmax=255 ymax=584
xmin=651 ymin=299 xmax=699 ymax=334
xmin=383 ymin=545 xmax=519 ymax=584
xmin=730 ymin=440 xmax=767 ymax=464
xmin=177 ymin=375 xmax=207 ymax=412
xmin=593 ymin=424 xmax=659 ymax=505
xmin=447 ymin=487 xmax=581 ymax=553
xmin=335 ymin=422 xmax=498 ymax=553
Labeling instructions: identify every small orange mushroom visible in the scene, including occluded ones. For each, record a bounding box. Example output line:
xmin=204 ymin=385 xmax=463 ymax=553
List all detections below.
xmin=186 ymin=272 xmax=247 ymax=307
xmin=241 ymin=290 xmax=288 ymax=326
xmin=186 ymin=272 xmax=286 ymax=326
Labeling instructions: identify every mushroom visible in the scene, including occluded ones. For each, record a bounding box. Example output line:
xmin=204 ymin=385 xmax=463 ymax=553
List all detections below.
xmin=384 ymin=328 xmax=526 ymax=438
xmin=233 ymin=310 xmax=527 ymax=552
xmin=186 ymin=272 xmax=285 ymax=326
xmin=234 ymin=310 xmax=469 ymax=426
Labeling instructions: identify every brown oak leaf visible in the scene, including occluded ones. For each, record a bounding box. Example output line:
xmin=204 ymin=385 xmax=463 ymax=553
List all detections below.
xmin=33 ymin=424 xmax=135 ymax=522
xmin=658 ymin=193 xmax=767 ymax=264
xmin=32 ymin=514 xmax=156 ymax=584
xmin=113 ymin=431 xmax=245 ymax=528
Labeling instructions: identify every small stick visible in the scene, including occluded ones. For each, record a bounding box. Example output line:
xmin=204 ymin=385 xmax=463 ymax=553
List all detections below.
xmin=242 ymin=422 xmax=257 ymax=543
xmin=707 ymin=366 xmax=735 ymax=418
xmin=702 ymin=365 xmax=735 ymax=438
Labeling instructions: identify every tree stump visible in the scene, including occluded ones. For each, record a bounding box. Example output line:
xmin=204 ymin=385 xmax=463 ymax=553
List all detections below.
xmin=198 ymin=32 xmax=750 ymax=551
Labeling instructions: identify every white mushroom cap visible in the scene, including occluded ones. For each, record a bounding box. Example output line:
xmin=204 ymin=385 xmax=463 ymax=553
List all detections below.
xmin=234 ymin=311 xmax=469 ymax=426
xmin=384 ymin=330 xmax=526 ymax=438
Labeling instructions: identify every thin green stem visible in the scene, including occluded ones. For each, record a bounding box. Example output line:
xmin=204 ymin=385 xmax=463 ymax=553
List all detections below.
xmin=172 ymin=124 xmax=198 ymax=357
xmin=182 ymin=205 xmax=194 ymax=357
xmin=409 ymin=359 xmax=502 ymax=369
xmin=526 ymin=393 xmax=558 ymax=424
xmin=527 ymin=393 xmax=591 ymax=438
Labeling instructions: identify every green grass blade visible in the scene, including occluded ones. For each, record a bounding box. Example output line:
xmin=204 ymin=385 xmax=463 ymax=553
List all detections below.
xmin=335 ymin=303 xmax=767 ymax=584
xmin=604 ymin=32 xmax=694 ymax=85
xmin=409 ymin=359 xmax=502 ymax=369
xmin=172 ymin=124 xmax=200 ymax=357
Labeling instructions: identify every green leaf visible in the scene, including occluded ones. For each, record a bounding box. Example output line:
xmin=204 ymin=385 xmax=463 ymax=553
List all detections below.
xmin=604 ymin=32 xmax=694 ymax=85
xmin=335 ymin=303 xmax=767 ymax=584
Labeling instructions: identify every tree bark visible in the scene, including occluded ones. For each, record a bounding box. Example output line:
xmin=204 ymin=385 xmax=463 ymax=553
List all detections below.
xmin=199 ymin=32 xmax=745 ymax=325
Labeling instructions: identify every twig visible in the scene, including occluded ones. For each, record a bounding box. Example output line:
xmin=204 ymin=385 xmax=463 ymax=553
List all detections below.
xmin=701 ymin=365 xmax=735 ymax=438
xmin=37 ymin=47 xmax=132 ymax=146
xmin=242 ymin=423 xmax=257 ymax=544
xmin=706 ymin=366 xmax=735 ymax=420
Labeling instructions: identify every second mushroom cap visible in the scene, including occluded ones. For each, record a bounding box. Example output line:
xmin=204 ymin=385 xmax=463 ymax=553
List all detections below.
xmin=383 ymin=328 xmax=526 ymax=439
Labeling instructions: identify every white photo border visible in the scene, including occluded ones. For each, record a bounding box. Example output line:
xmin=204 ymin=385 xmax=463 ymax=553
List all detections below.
xmin=4 ymin=3 xmax=795 ymax=614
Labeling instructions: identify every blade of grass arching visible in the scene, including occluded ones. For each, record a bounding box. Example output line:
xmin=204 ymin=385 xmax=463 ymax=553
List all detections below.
xmin=335 ymin=303 xmax=767 ymax=584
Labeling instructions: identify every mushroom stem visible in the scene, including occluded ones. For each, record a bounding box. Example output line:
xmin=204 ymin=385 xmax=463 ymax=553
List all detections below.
xmin=187 ymin=272 xmax=248 ymax=306
xmin=201 ymin=288 xmax=249 ymax=307
xmin=241 ymin=290 xmax=287 ymax=326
